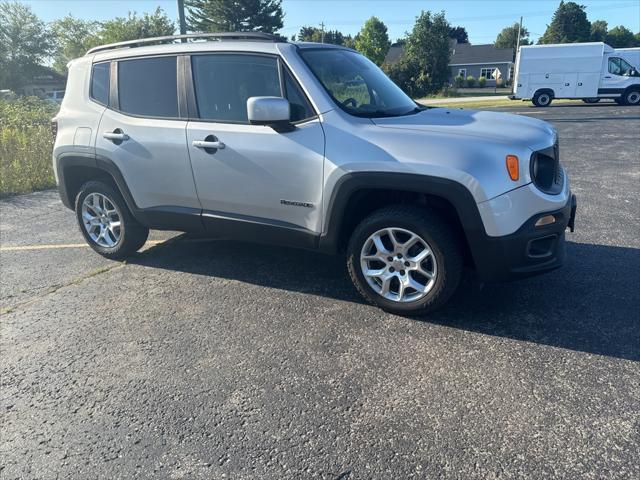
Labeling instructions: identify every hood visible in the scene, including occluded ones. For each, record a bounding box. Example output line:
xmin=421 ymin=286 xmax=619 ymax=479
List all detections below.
xmin=371 ymin=107 xmax=556 ymax=151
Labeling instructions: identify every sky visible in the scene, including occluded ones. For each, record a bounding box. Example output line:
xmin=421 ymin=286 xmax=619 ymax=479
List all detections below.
xmin=23 ymin=0 xmax=640 ymax=45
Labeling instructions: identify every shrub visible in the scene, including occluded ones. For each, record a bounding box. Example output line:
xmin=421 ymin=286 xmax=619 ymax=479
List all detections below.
xmin=465 ymin=75 xmax=476 ymax=88
xmin=0 ymin=97 xmax=57 ymax=197
xmin=453 ymin=75 xmax=465 ymax=88
xmin=478 ymin=76 xmax=487 ymax=88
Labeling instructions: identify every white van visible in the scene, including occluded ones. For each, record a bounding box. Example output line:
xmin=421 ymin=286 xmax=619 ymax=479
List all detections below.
xmin=511 ymin=43 xmax=640 ymax=106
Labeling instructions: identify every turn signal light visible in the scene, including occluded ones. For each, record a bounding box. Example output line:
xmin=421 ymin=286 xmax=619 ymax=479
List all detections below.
xmin=506 ymin=155 xmax=519 ymax=181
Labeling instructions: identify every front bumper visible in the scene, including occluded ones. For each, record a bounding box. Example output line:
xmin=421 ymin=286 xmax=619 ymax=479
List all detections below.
xmin=472 ymin=194 xmax=577 ymax=282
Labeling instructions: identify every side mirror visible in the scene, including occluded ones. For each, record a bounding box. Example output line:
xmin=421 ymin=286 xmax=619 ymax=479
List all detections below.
xmin=247 ymin=96 xmax=294 ymax=132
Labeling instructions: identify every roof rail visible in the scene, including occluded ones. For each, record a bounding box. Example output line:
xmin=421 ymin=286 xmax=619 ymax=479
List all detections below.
xmin=86 ymin=32 xmax=284 ymax=55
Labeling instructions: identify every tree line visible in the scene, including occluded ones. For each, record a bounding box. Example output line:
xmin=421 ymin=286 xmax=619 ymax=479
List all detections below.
xmin=1 ymin=0 xmax=639 ymax=96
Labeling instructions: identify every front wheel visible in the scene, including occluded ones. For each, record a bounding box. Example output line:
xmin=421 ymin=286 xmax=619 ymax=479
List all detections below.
xmin=622 ymin=89 xmax=640 ymax=106
xmin=346 ymin=205 xmax=463 ymax=315
xmin=75 ymin=181 xmax=149 ymax=259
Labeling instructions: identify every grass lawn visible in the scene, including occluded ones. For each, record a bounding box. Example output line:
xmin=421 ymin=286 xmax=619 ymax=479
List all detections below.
xmin=417 ymin=98 xmax=586 ymax=110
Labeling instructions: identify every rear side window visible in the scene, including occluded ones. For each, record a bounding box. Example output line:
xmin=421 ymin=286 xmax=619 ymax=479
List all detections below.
xmin=284 ymin=69 xmax=315 ymax=122
xmin=118 ymin=56 xmax=178 ymax=117
xmin=90 ymin=62 xmax=110 ymax=105
xmin=192 ymin=54 xmax=281 ymax=122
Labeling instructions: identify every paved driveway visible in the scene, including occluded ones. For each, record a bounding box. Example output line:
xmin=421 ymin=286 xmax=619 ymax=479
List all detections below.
xmin=1 ymin=103 xmax=639 ymax=479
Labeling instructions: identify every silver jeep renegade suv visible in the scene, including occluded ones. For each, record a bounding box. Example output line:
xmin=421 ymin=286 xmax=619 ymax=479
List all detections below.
xmin=52 ymin=33 xmax=577 ymax=315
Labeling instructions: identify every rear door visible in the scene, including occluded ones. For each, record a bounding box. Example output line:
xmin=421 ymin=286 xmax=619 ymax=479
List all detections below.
xmin=185 ymin=53 xmax=325 ymax=235
xmin=95 ymin=55 xmax=199 ymax=211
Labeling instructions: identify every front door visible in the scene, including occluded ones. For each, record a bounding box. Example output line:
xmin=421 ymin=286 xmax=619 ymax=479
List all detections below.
xmin=600 ymin=56 xmax=634 ymax=94
xmin=185 ymin=53 xmax=325 ymax=237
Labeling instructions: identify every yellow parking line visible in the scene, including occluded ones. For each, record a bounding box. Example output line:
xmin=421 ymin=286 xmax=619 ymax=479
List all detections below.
xmin=0 ymin=239 xmax=166 ymax=252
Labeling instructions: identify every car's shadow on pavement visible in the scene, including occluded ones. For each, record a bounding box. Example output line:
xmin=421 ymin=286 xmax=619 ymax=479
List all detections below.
xmin=132 ymin=239 xmax=639 ymax=361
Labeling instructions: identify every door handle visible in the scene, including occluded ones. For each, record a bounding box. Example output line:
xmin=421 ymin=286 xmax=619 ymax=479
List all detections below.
xmin=604 ymin=76 xmax=611 ymax=79
xmin=193 ymin=135 xmax=226 ymax=154
xmin=102 ymin=128 xmax=129 ymax=144
xmin=103 ymin=129 xmax=129 ymax=144
xmin=193 ymin=140 xmax=226 ymax=150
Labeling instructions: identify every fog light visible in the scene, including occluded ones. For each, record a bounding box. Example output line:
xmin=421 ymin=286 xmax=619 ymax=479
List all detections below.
xmin=535 ymin=215 xmax=556 ymax=227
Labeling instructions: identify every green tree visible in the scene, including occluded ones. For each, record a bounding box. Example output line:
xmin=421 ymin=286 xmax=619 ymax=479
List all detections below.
xmin=404 ymin=11 xmax=451 ymax=96
xmin=296 ymin=26 xmax=351 ymax=46
xmin=590 ymin=20 xmax=608 ymax=42
xmin=97 ymin=8 xmax=174 ymax=45
xmin=355 ymin=16 xmax=390 ymax=65
xmin=186 ymin=0 xmax=283 ymax=33
xmin=635 ymin=32 xmax=640 ymax=46
xmin=448 ymin=25 xmax=468 ymax=44
xmin=0 ymin=1 xmax=53 ymax=91
xmin=605 ymin=25 xmax=636 ymax=48
xmin=51 ymin=15 xmax=100 ymax=74
xmin=382 ymin=57 xmax=421 ymax=97
xmin=494 ymin=23 xmax=531 ymax=50
xmin=539 ymin=1 xmax=591 ymax=44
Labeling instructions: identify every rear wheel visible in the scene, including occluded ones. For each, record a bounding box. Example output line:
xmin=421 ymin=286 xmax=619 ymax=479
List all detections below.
xmin=532 ymin=91 xmax=553 ymax=107
xmin=75 ymin=181 xmax=149 ymax=259
xmin=346 ymin=205 xmax=463 ymax=315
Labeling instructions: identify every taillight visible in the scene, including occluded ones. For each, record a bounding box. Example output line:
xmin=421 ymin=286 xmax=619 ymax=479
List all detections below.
xmin=50 ymin=119 xmax=58 ymax=139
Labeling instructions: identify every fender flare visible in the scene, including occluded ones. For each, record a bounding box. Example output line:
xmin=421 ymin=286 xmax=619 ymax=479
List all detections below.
xmin=317 ymin=172 xmax=488 ymax=257
xmin=56 ymin=152 xmax=140 ymax=214
xmin=56 ymin=152 xmax=205 ymax=232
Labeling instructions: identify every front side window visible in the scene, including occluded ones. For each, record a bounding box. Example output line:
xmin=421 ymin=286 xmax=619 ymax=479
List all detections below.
xmin=192 ymin=54 xmax=281 ymax=123
xmin=90 ymin=62 xmax=110 ymax=105
xmin=608 ymin=57 xmax=633 ymax=76
xmin=118 ymin=56 xmax=178 ymax=117
xmin=299 ymin=48 xmax=419 ymax=118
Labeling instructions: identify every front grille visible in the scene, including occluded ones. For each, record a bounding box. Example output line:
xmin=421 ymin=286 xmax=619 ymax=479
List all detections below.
xmin=530 ymin=142 xmax=563 ymax=194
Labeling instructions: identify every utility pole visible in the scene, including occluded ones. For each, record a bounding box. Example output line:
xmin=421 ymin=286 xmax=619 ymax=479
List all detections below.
xmin=177 ymin=0 xmax=187 ymax=41
xmin=513 ymin=16 xmax=523 ymax=94
xmin=515 ymin=16 xmax=523 ymax=55
xmin=320 ymin=21 xmax=325 ymax=43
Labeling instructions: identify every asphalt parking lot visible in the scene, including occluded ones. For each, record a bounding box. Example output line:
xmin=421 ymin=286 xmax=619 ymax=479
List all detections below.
xmin=1 ymin=103 xmax=639 ymax=479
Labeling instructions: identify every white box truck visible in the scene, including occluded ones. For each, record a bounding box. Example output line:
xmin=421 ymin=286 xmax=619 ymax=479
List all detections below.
xmin=511 ymin=42 xmax=640 ymax=107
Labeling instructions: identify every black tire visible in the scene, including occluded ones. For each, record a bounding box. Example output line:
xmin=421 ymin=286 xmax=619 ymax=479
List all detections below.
xmin=532 ymin=91 xmax=553 ymax=107
xmin=75 ymin=180 xmax=149 ymax=259
xmin=622 ymin=89 xmax=640 ymax=106
xmin=582 ymin=98 xmax=600 ymax=103
xmin=346 ymin=205 xmax=463 ymax=316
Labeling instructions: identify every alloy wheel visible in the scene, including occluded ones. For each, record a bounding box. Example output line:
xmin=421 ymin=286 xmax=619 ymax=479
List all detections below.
xmin=360 ymin=227 xmax=437 ymax=303
xmin=81 ymin=192 xmax=122 ymax=248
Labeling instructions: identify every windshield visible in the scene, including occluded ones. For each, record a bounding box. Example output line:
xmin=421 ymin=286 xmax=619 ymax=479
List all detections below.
xmin=299 ymin=48 xmax=420 ymax=118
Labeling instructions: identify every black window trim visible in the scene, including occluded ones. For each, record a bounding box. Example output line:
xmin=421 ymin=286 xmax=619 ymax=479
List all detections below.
xmin=95 ymin=50 xmax=320 ymax=125
xmin=89 ymin=60 xmax=111 ymax=107
xmin=184 ymin=51 xmax=319 ymax=126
